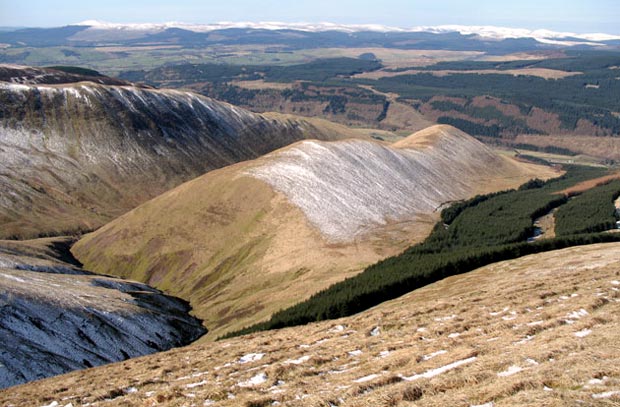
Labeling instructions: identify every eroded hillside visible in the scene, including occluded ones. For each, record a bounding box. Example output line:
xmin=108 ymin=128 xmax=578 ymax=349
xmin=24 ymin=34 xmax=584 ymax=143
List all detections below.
xmin=0 ymin=65 xmax=364 ymax=239
xmin=3 ymin=242 xmax=619 ymax=406
xmin=72 ymin=125 xmax=556 ymax=338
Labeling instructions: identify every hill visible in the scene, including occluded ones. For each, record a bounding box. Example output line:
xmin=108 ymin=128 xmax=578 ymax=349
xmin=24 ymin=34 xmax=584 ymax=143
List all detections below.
xmin=0 ymin=237 xmax=205 ymax=389
xmin=2 ymin=22 xmax=618 ymax=50
xmin=0 ymin=64 xmax=134 ymax=86
xmin=0 ymin=65 xmax=366 ymax=239
xmin=3 ymin=242 xmax=619 ymax=405
xmin=72 ymin=124 xmax=555 ymax=338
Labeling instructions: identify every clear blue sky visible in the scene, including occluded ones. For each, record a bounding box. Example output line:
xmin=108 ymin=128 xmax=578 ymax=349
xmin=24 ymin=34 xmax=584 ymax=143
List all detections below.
xmin=1 ymin=0 xmax=618 ymax=34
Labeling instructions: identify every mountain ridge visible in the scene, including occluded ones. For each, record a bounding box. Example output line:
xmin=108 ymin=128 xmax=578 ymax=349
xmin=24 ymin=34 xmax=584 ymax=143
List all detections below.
xmin=2 ymin=23 xmax=619 ymax=52
xmin=71 ymin=20 xmax=620 ymax=43
xmin=0 ymin=65 xmax=366 ymax=239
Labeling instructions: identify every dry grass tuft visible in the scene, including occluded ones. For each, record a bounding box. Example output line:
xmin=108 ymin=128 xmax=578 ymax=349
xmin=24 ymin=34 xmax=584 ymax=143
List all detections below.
xmin=352 ymin=375 xmax=404 ymax=396
xmin=245 ymin=398 xmax=276 ymax=407
xmin=401 ymin=385 xmax=424 ymax=401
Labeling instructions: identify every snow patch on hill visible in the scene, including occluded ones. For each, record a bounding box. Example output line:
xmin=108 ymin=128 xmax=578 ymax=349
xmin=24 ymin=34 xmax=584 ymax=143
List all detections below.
xmin=246 ymin=129 xmax=513 ymax=241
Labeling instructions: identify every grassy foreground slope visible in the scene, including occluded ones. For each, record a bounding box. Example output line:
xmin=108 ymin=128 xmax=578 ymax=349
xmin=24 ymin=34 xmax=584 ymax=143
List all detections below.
xmin=72 ymin=125 xmax=552 ymax=338
xmin=3 ymin=242 xmax=620 ymax=405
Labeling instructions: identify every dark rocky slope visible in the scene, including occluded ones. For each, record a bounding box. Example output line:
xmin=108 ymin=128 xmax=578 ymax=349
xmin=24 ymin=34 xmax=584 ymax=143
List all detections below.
xmin=0 ymin=237 xmax=206 ymax=389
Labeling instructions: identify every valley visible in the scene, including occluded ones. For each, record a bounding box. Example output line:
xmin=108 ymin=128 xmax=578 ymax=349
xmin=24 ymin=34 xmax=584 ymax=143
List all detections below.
xmin=0 ymin=65 xmax=373 ymax=239
xmin=70 ymin=124 xmax=551 ymax=339
xmin=1 ymin=16 xmax=620 ymax=406
xmin=123 ymin=53 xmax=620 ymax=164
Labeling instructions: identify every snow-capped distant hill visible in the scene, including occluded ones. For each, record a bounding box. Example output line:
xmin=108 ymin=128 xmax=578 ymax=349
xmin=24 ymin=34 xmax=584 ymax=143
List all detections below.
xmin=1 ymin=21 xmax=619 ymax=50
xmin=73 ymin=20 xmax=620 ymax=46
xmin=410 ymin=25 xmax=620 ymax=45
xmin=75 ymin=19 xmax=406 ymax=33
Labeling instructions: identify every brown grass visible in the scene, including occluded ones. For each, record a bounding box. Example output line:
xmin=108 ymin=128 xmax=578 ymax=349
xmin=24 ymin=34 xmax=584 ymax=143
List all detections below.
xmin=4 ymin=243 xmax=620 ymax=406
xmin=301 ymin=48 xmax=485 ymax=69
xmin=357 ymin=84 xmax=434 ymax=133
xmin=558 ymin=173 xmax=620 ymax=195
xmin=515 ymin=135 xmax=620 ymax=160
xmin=233 ymin=80 xmax=295 ymax=90
xmin=0 ymin=236 xmax=78 ymax=262
xmin=479 ymin=51 xmax=565 ymax=62
xmin=94 ymin=45 xmax=183 ymax=52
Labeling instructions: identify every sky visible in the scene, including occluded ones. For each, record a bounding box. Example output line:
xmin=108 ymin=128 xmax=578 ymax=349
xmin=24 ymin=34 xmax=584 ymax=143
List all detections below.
xmin=1 ymin=0 xmax=619 ymax=34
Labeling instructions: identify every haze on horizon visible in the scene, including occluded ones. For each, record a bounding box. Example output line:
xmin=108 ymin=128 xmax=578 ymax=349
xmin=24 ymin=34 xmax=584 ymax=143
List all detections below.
xmin=0 ymin=0 xmax=619 ymax=35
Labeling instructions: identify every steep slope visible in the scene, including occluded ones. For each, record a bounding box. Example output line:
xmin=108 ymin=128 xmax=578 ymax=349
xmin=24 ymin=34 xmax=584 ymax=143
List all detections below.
xmin=0 ymin=64 xmax=358 ymax=239
xmin=73 ymin=125 xmax=556 ymax=338
xmin=0 ymin=237 xmax=206 ymax=389
xmin=4 ymin=242 xmax=619 ymax=405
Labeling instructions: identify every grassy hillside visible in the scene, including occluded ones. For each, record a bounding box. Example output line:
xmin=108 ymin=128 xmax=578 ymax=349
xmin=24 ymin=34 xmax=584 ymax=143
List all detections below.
xmin=4 ymin=242 xmax=620 ymax=405
xmin=72 ymin=126 xmax=551 ymax=339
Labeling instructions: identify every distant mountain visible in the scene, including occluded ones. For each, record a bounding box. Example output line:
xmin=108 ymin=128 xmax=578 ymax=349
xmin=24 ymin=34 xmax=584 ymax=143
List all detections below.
xmin=0 ymin=236 xmax=205 ymax=389
xmin=72 ymin=124 xmax=554 ymax=339
xmin=73 ymin=21 xmax=620 ymax=44
xmin=1 ymin=22 xmax=619 ymax=52
xmin=0 ymin=64 xmax=360 ymax=239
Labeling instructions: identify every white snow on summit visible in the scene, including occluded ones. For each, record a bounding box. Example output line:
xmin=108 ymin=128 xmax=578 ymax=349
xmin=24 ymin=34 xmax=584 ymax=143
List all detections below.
xmin=75 ymin=20 xmax=405 ymax=33
xmin=409 ymin=25 xmax=620 ymax=43
xmin=73 ymin=20 xmax=620 ymax=44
